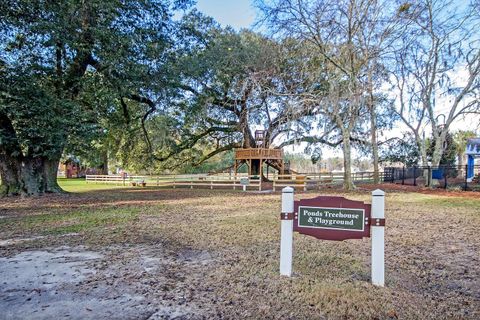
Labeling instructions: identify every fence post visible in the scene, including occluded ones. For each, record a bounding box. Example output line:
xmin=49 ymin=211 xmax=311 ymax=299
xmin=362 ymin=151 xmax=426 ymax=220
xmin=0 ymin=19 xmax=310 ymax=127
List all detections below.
xmin=371 ymin=189 xmax=385 ymax=286
xmin=464 ymin=164 xmax=468 ymax=191
xmin=173 ymin=175 xmax=176 ymax=189
xmin=444 ymin=168 xmax=448 ymax=189
xmin=413 ymin=166 xmax=417 ymax=186
xmin=402 ymin=166 xmax=405 ymax=185
xmin=280 ymin=186 xmax=294 ymax=276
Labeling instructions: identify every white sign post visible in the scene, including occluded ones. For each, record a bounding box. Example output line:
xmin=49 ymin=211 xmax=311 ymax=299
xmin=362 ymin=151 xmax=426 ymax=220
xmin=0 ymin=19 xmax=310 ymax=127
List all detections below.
xmin=371 ymin=189 xmax=385 ymax=286
xmin=279 ymin=188 xmax=386 ymax=286
xmin=280 ymin=186 xmax=294 ymax=276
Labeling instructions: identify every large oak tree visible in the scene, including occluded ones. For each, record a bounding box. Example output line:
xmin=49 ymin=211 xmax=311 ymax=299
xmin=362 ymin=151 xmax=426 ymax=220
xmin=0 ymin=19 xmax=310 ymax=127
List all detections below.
xmin=0 ymin=0 xmax=189 ymax=195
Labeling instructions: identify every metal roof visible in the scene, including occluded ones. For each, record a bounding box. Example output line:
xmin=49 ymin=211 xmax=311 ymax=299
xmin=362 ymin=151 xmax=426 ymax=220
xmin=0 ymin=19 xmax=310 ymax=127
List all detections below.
xmin=466 ymin=138 xmax=480 ymax=155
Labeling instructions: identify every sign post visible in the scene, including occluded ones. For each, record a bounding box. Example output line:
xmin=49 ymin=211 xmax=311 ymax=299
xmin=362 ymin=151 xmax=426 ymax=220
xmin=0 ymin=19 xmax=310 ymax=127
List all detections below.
xmin=280 ymin=187 xmax=294 ymax=276
xmin=279 ymin=188 xmax=386 ymax=286
xmin=371 ymin=189 xmax=385 ymax=286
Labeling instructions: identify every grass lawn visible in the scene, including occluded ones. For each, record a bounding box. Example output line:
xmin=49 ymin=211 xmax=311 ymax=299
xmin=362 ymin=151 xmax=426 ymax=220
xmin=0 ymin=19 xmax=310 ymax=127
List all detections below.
xmin=58 ymin=177 xmax=130 ymax=192
xmin=0 ymin=179 xmax=479 ymax=319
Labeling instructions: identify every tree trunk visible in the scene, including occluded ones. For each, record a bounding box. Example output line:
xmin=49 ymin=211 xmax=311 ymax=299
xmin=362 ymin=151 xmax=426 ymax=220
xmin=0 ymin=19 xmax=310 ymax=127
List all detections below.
xmin=101 ymin=148 xmax=109 ymax=175
xmin=457 ymin=152 xmax=465 ymax=178
xmin=0 ymin=154 xmax=22 ymax=196
xmin=428 ymin=134 xmax=446 ymax=188
xmin=342 ymin=132 xmax=354 ymax=190
xmin=250 ymin=159 xmax=269 ymax=181
xmin=414 ymin=134 xmax=428 ymax=166
xmin=431 ymin=134 xmax=445 ymax=167
xmin=0 ymin=155 xmax=62 ymax=196
xmin=42 ymin=158 xmax=62 ymax=193
xmin=458 ymin=154 xmax=464 ymax=169
xmin=251 ymin=159 xmax=261 ymax=176
xmin=369 ymin=104 xmax=379 ymax=184
xmin=414 ymin=134 xmax=430 ymax=186
xmin=239 ymin=102 xmax=255 ymax=148
xmin=367 ymin=69 xmax=380 ymax=184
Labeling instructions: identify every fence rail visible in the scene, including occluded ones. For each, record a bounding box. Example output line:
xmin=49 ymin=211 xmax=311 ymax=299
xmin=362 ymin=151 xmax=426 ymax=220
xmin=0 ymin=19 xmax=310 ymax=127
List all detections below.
xmin=85 ymin=166 xmax=479 ymax=192
xmin=85 ymin=170 xmax=384 ymax=191
xmin=85 ymin=174 xmax=263 ymax=190
xmin=384 ymin=165 xmax=480 ymax=191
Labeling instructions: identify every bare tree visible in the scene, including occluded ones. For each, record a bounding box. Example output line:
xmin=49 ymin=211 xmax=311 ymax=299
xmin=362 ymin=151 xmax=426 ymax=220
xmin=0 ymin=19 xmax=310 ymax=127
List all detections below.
xmin=256 ymin=0 xmax=398 ymax=188
xmin=391 ymin=0 xmax=480 ymax=173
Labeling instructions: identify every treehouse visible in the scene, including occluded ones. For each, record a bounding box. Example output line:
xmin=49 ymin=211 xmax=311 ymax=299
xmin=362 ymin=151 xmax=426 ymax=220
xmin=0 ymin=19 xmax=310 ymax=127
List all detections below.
xmin=234 ymin=130 xmax=286 ymax=178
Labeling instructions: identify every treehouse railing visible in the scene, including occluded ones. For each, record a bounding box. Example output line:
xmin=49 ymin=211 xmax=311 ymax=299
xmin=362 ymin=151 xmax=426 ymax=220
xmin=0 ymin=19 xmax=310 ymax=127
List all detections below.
xmin=235 ymin=148 xmax=283 ymax=160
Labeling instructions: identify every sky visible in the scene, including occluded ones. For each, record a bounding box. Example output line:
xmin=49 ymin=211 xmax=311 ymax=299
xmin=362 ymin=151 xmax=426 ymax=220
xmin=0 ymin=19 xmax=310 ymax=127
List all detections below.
xmin=195 ymin=0 xmax=256 ymax=30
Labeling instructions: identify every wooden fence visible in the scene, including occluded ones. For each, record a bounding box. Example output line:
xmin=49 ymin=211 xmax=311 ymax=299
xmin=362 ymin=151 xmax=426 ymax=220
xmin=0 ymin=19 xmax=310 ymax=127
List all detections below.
xmin=272 ymin=171 xmax=385 ymax=191
xmin=86 ymin=174 xmax=262 ymax=190
xmin=86 ymin=171 xmax=383 ymax=191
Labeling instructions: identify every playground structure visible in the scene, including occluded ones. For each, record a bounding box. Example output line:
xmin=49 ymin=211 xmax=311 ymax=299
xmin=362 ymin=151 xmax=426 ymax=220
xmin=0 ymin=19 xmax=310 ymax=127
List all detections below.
xmin=233 ymin=130 xmax=290 ymax=179
xmin=234 ymin=148 xmax=285 ymax=178
xmin=466 ymin=138 xmax=480 ymax=182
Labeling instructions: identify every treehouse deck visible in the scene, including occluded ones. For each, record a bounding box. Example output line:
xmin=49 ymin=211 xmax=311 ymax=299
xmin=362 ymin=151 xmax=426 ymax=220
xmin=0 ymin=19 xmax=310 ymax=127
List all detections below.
xmin=234 ymin=148 xmax=285 ymax=177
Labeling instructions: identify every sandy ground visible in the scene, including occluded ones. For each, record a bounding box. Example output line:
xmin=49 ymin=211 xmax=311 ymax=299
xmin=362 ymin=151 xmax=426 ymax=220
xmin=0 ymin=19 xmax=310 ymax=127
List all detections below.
xmin=1 ymin=243 xmax=212 ymax=320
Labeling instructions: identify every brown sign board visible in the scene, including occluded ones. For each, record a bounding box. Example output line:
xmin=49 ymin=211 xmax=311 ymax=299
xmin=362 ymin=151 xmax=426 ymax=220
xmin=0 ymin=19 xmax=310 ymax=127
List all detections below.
xmin=293 ymin=196 xmax=371 ymax=241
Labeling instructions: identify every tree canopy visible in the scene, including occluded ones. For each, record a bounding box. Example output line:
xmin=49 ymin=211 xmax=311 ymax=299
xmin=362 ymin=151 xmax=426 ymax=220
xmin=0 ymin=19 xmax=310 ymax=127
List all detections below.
xmin=1 ymin=0 xmax=479 ymax=195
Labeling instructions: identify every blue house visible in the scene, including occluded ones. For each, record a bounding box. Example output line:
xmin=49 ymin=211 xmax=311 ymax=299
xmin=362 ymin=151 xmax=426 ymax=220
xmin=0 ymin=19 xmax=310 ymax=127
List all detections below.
xmin=465 ymin=138 xmax=480 ymax=181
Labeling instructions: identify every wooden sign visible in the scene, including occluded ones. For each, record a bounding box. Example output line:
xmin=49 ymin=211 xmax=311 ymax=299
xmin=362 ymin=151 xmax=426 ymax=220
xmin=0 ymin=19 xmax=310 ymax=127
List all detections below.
xmin=280 ymin=188 xmax=385 ymax=286
xmin=293 ymin=196 xmax=371 ymax=241
xmin=240 ymin=177 xmax=250 ymax=186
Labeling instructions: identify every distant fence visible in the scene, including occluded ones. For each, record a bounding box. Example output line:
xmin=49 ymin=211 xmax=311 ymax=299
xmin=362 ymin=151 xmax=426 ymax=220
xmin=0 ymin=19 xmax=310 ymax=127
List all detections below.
xmin=384 ymin=165 xmax=480 ymax=191
xmin=85 ymin=170 xmax=383 ymax=191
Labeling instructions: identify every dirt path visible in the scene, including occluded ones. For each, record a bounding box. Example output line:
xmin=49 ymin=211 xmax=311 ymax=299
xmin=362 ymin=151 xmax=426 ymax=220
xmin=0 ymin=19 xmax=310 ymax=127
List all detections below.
xmin=1 ymin=244 xmax=216 ymax=320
